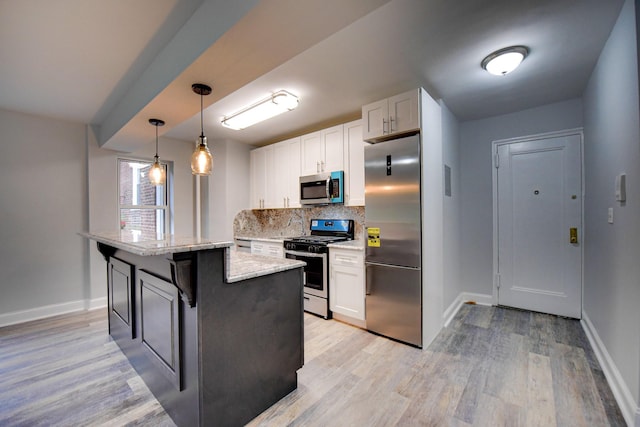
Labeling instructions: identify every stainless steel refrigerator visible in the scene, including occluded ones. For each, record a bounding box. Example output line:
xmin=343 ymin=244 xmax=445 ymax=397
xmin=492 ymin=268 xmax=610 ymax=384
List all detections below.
xmin=365 ymin=133 xmax=422 ymax=348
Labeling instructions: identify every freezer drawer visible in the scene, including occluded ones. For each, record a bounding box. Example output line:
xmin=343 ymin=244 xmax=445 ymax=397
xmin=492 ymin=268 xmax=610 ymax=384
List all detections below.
xmin=365 ymin=263 xmax=422 ymax=348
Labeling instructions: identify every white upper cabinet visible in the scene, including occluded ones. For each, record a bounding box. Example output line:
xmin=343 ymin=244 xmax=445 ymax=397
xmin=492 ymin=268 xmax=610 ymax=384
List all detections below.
xmin=301 ymin=124 xmax=344 ymax=175
xmin=250 ymin=137 xmax=300 ymax=209
xmin=322 ymin=124 xmax=344 ymax=173
xmin=250 ymin=148 xmax=267 ymax=209
xmin=286 ymin=138 xmax=301 ymax=208
xmin=343 ymin=120 xmax=366 ymax=206
xmin=362 ymin=89 xmax=420 ymax=141
xmin=274 ymin=137 xmax=301 ymax=208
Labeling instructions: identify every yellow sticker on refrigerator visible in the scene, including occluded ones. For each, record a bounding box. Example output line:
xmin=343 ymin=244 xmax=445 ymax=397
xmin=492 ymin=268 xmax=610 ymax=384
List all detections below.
xmin=367 ymin=227 xmax=380 ymax=247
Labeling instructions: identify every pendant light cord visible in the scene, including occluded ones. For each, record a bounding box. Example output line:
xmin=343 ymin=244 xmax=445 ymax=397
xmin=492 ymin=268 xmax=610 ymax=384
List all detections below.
xmin=200 ymin=92 xmax=204 ymax=138
xmin=155 ymin=124 xmax=159 ymax=158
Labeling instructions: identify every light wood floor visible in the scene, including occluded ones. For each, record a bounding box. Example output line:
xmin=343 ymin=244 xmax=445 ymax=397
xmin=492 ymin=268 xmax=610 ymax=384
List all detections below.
xmin=0 ymin=304 xmax=625 ymax=426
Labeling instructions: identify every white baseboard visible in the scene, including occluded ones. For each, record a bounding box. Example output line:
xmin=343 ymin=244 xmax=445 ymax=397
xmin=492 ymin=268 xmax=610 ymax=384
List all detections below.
xmin=0 ymin=297 xmax=107 ymax=328
xmin=443 ymin=292 xmax=493 ymax=327
xmin=581 ymin=312 xmax=639 ymax=427
xmin=87 ymin=296 xmax=107 ymax=311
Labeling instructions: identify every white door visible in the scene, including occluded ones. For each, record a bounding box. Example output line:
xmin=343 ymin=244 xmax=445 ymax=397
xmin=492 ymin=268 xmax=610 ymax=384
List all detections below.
xmin=495 ymin=133 xmax=582 ymax=318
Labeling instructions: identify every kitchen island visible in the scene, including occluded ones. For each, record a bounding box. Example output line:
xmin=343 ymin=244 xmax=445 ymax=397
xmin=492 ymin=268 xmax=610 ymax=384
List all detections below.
xmin=81 ymin=231 xmax=305 ymax=427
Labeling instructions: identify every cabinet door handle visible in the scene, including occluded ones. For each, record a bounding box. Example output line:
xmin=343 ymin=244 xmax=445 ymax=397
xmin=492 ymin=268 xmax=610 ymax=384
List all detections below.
xmin=382 ymin=118 xmax=388 ymax=134
xmin=316 ymin=161 xmax=320 ymax=173
xmin=390 ymin=116 xmax=395 ymax=133
xmin=321 ymin=160 xmax=325 ymax=171
xmin=286 ymin=197 xmax=290 ymax=207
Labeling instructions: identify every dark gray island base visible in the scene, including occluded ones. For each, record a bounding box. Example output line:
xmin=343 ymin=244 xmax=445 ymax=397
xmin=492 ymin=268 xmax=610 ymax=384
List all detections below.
xmin=89 ymin=234 xmax=304 ymax=427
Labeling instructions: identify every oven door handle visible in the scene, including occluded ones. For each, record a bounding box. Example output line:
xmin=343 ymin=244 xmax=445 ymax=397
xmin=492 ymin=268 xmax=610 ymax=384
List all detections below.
xmin=285 ymin=249 xmax=326 ymax=258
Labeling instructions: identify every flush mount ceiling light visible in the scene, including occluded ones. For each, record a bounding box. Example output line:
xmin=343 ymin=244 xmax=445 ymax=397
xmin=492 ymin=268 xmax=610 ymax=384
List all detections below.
xmin=221 ymin=90 xmax=299 ymax=130
xmin=191 ymin=83 xmax=213 ymax=176
xmin=481 ymin=46 xmax=529 ymax=76
xmin=148 ymin=118 xmax=166 ymax=186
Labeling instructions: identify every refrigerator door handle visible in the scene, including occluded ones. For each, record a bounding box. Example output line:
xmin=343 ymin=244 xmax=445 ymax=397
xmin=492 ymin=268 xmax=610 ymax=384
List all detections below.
xmin=365 ymin=261 xmax=421 ymax=271
xmin=365 ymin=270 xmax=372 ymax=295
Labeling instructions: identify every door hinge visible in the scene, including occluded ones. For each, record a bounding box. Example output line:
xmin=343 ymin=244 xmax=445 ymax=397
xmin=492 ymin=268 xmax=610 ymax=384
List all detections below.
xmin=494 ymin=153 xmax=500 ymax=168
xmin=495 ymin=273 xmax=501 ymax=289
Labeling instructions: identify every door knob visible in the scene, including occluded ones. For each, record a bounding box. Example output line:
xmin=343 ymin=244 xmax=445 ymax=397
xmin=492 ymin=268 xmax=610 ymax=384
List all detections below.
xmin=569 ymin=227 xmax=578 ymax=244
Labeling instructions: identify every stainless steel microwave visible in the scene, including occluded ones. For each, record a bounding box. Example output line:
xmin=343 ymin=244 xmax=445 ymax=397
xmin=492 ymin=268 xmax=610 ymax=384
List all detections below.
xmin=299 ymin=171 xmax=344 ymax=205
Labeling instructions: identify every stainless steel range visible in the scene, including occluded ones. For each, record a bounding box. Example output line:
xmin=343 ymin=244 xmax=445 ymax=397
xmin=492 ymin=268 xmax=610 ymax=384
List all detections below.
xmin=284 ymin=219 xmax=354 ymax=319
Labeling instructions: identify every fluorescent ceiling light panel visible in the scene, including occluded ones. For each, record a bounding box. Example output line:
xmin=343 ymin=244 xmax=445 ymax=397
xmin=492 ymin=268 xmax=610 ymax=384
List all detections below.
xmin=221 ymin=90 xmax=299 ymax=130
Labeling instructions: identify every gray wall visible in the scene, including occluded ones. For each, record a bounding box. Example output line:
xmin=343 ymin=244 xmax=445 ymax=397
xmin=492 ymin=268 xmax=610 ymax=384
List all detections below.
xmin=458 ymin=98 xmax=583 ymax=296
xmin=204 ymin=139 xmax=251 ymax=241
xmin=87 ymin=129 xmax=196 ymax=308
xmin=441 ymin=102 xmax=461 ymax=310
xmin=583 ymin=0 xmax=640 ymax=408
xmin=0 ymin=109 xmax=88 ymax=319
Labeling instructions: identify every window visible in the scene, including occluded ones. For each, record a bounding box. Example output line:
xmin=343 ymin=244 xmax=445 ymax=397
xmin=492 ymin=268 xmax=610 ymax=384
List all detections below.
xmin=118 ymin=158 xmax=170 ymax=237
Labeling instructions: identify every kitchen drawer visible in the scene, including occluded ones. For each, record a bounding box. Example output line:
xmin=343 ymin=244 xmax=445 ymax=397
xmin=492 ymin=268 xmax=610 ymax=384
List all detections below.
xmin=330 ymin=250 xmax=363 ymax=267
xmin=251 ymin=240 xmax=284 ymax=258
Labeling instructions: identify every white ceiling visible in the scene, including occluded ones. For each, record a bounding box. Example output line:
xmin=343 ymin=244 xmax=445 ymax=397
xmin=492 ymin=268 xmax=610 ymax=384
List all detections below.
xmin=0 ymin=0 xmax=624 ymax=150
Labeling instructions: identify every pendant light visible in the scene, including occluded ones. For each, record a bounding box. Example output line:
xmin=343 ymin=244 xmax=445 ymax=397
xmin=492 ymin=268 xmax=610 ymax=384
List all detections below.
xmin=148 ymin=118 xmax=166 ymax=186
xmin=191 ymin=83 xmax=213 ymax=176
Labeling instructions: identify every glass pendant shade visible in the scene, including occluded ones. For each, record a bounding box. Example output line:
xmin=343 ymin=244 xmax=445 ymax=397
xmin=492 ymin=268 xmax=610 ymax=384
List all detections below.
xmin=149 ymin=157 xmax=166 ymax=185
xmin=191 ymin=83 xmax=213 ymax=176
xmin=191 ymin=135 xmax=213 ymax=176
xmin=148 ymin=118 xmax=166 ymax=186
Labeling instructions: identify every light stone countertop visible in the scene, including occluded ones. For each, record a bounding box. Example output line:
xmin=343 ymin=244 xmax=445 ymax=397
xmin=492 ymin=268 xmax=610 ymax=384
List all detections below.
xmin=235 ymin=235 xmax=293 ymax=243
xmin=327 ymin=240 xmax=366 ymax=251
xmin=226 ymin=251 xmax=305 ymax=283
xmin=81 ymin=231 xmax=305 ymax=283
xmin=81 ymin=230 xmax=232 ymax=256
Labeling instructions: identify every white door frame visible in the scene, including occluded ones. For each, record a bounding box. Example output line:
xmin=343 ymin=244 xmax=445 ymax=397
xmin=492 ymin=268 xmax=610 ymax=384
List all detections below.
xmin=491 ymin=128 xmax=585 ymax=310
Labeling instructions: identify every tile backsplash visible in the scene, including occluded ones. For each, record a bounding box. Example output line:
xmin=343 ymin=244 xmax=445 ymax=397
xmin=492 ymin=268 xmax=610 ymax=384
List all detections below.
xmin=234 ymin=206 xmax=365 ymax=240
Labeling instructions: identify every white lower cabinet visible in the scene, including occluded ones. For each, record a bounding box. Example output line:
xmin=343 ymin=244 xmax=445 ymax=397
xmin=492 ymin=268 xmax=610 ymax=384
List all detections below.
xmin=251 ymin=240 xmax=284 ymax=258
xmin=329 ymin=248 xmax=365 ymax=323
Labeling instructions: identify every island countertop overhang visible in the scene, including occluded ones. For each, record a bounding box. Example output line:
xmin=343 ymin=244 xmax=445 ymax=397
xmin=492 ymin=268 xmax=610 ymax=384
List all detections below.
xmin=80 ymin=230 xmax=305 ymax=283
xmin=80 ymin=230 xmax=233 ymax=256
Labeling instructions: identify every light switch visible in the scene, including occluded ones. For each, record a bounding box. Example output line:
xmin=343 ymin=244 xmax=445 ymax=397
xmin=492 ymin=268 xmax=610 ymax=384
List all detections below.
xmin=608 ymin=207 xmax=614 ymax=224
